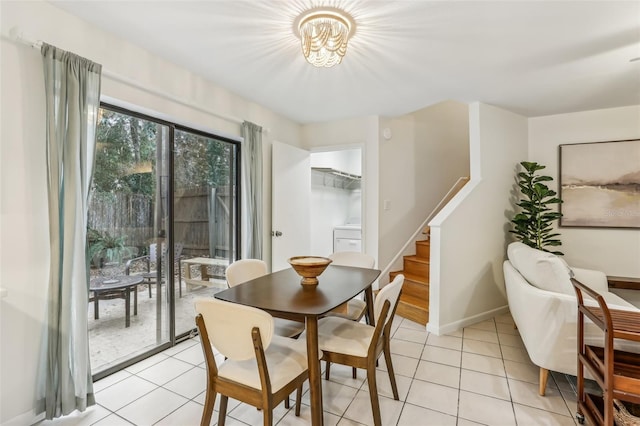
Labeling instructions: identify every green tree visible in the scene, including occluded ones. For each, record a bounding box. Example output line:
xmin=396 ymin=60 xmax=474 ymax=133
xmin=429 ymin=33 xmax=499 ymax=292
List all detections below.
xmin=173 ymin=130 xmax=233 ymax=190
xmin=94 ymin=109 xmax=235 ymax=195
xmin=93 ymin=109 xmax=158 ymax=195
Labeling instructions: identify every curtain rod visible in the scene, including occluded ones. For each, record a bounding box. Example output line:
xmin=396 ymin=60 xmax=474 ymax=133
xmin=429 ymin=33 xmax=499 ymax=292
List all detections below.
xmin=6 ymin=27 xmax=270 ymax=134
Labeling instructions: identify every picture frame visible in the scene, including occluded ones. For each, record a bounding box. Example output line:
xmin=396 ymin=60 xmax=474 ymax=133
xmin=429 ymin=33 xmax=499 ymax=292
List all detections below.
xmin=559 ymin=139 xmax=640 ymax=229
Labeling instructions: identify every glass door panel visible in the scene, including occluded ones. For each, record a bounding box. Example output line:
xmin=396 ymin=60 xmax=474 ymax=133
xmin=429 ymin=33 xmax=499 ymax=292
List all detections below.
xmin=87 ymin=104 xmax=240 ymax=377
xmin=173 ymin=128 xmax=239 ymax=337
xmin=88 ymin=106 xmax=170 ymax=375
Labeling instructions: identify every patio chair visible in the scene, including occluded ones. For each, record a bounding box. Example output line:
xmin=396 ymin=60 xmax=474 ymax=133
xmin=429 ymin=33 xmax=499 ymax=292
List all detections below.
xmin=125 ymin=242 xmax=184 ymax=297
xmin=195 ymin=298 xmax=311 ymax=426
xmin=226 ymin=259 xmax=305 ymax=338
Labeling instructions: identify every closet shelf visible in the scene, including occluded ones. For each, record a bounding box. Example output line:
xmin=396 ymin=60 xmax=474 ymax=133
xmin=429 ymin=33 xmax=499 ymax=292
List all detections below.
xmin=311 ymin=167 xmax=361 ymax=190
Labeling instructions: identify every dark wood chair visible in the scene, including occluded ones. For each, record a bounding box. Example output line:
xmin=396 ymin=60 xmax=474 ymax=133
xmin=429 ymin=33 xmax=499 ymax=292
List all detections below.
xmin=226 ymin=259 xmax=305 ymax=338
xmin=195 ymin=298 xmax=311 ymax=426
xmin=314 ymin=273 xmax=404 ymax=426
xmin=325 ymin=251 xmax=376 ymax=322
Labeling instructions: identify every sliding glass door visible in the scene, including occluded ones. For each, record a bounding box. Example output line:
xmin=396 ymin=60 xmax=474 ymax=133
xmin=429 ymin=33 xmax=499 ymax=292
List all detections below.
xmin=173 ymin=128 xmax=239 ymax=337
xmin=87 ymin=104 xmax=239 ymax=378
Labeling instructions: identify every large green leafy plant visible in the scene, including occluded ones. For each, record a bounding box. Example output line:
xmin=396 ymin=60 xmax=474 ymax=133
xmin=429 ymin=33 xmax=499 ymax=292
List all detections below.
xmin=510 ymin=161 xmax=563 ymax=255
xmin=87 ymin=228 xmax=133 ymax=266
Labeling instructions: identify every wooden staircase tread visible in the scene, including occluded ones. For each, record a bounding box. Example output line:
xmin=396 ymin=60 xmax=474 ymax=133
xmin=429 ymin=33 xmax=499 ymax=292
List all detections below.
xmin=392 ymin=226 xmax=433 ymax=326
xmin=396 ymin=303 xmax=428 ymax=325
xmin=399 ymin=293 xmax=429 ymax=309
xmin=404 ymin=255 xmax=430 ymax=264
xmin=390 ymin=271 xmax=429 ymax=284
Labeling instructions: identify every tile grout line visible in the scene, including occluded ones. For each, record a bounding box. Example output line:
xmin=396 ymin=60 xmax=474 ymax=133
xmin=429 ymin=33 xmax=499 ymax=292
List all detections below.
xmin=455 ymin=325 xmax=464 ymax=425
xmin=62 ymin=313 xmax=580 ymax=426
xmin=393 ymin=318 xmax=428 ymax=425
xmin=494 ymin=318 xmax=521 ymax=426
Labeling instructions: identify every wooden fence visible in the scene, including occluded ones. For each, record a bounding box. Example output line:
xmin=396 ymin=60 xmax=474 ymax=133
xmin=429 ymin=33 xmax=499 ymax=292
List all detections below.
xmin=174 ymin=186 xmax=234 ymax=258
xmin=88 ymin=193 xmax=153 ymax=250
xmin=89 ymin=187 xmax=234 ymax=258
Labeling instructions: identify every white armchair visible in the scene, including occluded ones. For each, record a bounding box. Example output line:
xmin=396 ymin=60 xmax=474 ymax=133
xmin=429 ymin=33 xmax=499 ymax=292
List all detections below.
xmin=503 ymin=242 xmax=640 ymax=395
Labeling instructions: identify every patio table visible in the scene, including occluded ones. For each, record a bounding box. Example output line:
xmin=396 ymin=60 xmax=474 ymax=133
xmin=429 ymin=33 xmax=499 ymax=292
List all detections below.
xmin=181 ymin=257 xmax=229 ymax=290
xmin=89 ymin=275 xmax=144 ymax=328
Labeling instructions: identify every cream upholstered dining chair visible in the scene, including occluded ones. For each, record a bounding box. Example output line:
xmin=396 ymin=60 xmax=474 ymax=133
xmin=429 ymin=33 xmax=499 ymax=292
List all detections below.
xmin=195 ymin=298 xmax=312 ymax=426
xmin=312 ymin=274 xmax=404 ymax=426
xmin=326 ymin=251 xmax=376 ymax=322
xmin=226 ymin=259 xmax=305 ymax=338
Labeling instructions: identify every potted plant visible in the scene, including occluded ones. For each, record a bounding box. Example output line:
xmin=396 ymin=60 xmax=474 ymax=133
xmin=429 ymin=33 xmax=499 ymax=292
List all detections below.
xmin=87 ymin=228 xmax=133 ymax=267
xmin=510 ymin=161 xmax=564 ymax=255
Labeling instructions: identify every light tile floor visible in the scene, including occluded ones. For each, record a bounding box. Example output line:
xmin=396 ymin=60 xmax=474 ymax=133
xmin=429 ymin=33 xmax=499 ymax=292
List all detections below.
xmin=39 ymin=313 xmax=581 ymax=425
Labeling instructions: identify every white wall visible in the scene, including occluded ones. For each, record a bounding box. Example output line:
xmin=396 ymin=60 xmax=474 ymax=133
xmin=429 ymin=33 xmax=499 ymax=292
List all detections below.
xmin=0 ymin=1 xmax=302 ymax=422
xmin=302 ymin=117 xmax=371 ymax=150
xmin=529 ymin=106 xmax=640 ymax=277
xmin=378 ymin=101 xmax=470 ymax=274
xmin=310 ymin=185 xmax=355 ymax=255
xmin=302 ymin=117 xmax=380 ymax=266
xmin=302 ymin=103 xmax=469 ymax=280
xmin=428 ymin=103 xmax=528 ymax=334
xmin=0 ymin=24 xmax=49 ymax=426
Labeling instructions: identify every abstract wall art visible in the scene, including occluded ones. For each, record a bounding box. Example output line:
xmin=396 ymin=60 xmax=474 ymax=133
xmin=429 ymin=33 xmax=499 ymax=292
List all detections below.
xmin=559 ymin=139 xmax=640 ymax=228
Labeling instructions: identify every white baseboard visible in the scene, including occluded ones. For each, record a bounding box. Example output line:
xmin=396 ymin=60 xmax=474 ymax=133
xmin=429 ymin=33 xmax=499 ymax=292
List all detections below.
xmin=6 ymin=404 xmax=106 ymax=426
xmin=426 ymin=305 xmax=510 ymax=335
xmin=4 ymin=409 xmax=43 ymax=426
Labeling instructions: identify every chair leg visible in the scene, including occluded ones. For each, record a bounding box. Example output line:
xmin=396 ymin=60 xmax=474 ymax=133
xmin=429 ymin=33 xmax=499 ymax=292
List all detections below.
xmin=352 ymin=367 xmax=357 ymax=379
xmin=325 ymin=360 xmax=331 ymax=380
xmin=539 ymin=367 xmax=549 ymax=396
xmin=148 ymin=281 xmax=152 ymax=298
xmin=200 ymin=384 xmax=217 ymax=426
xmin=218 ymin=395 xmax=228 ymax=426
xmin=284 ymin=395 xmax=290 ymax=409
xmin=263 ymin=407 xmax=273 ymax=426
xmin=383 ymin=345 xmax=399 ymax=400
xmin=295 ymin=385 xmax=303 ymax=416
xmin=366 ymin=364 xmax=382 ymax=426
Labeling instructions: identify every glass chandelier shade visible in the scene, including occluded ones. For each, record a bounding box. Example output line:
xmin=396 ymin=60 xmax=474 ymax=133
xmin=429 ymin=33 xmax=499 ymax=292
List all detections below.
xmin=295 ymin=8 xmax=355 ymax=68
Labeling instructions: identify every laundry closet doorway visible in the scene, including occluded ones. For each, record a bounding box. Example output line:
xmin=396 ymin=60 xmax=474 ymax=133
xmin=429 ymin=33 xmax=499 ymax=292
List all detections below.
xmin=310 ymin=147 xmax=363 ymax=257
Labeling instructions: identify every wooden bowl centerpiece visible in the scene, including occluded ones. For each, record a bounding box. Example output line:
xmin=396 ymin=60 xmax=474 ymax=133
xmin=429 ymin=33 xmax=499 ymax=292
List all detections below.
xmin=288 ymin=256 xmax=333 ymax=286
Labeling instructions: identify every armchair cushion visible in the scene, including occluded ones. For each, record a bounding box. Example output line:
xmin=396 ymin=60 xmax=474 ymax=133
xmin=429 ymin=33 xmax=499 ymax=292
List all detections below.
xmin=507 ymin=242 xmax=574 ymax=295
xmin=572 ymin=267 xmax=609 ymax=294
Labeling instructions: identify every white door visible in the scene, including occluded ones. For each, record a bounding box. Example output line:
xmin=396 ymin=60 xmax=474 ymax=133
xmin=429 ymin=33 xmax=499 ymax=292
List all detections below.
xmin=272 ymin=141 xmax=311 ymax=271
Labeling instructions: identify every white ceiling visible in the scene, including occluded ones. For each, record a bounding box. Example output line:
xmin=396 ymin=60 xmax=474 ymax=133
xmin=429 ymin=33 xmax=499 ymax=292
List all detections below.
xmin=51 ymin=0 xmax=640 ymax=124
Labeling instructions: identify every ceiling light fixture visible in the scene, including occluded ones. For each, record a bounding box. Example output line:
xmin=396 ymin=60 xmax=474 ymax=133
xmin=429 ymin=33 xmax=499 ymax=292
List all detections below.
xmin=293 ymin=7 xmax=356 ymax=68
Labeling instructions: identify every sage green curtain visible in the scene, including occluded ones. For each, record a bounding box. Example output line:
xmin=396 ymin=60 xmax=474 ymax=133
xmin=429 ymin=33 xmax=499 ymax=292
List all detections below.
xmin=241 ymin=121 xmax=263 ymax=259
xmin=36 ymin=43 xmax=101 ymax=419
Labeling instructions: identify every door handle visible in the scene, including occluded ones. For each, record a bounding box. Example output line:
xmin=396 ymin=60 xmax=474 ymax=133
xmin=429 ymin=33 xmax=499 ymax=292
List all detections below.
xmin=271 ymin=230 xmax=283 ymax=237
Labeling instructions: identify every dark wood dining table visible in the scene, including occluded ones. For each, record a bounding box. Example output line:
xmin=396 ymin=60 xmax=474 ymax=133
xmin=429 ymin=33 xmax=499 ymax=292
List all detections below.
xmin=214 ymin=264 xmax=381 ymax=426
